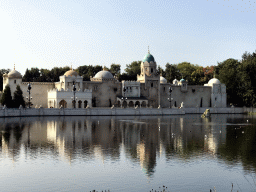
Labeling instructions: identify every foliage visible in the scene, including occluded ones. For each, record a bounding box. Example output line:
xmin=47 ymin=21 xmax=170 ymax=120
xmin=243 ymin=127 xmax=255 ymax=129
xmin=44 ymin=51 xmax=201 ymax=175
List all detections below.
xmin=123 ymin=61 xmax=141 ymax=80
xmin=109 ymin=64 xmax=121 ymax=76
xmin=217 ymin=58 xmax=242 ymax=106
xmin=13 ymin=85 xmax=25 ymax=108
xmin=176 ymin=62 xmax=198 ymax=85
xmin=22 ymin=67 xmax=70 ymax=82
xmin=157 ymin=66 xmax=165 ymax=77
xmin=0 ymin=84 xmax=13 ymax=108
xmin=76 ymin=65 xmax=102 ymax=81
xmin=164 ymin=63 xmax=181 ymax=83
xmin=22 ymin=68 xmax=40 ymax=82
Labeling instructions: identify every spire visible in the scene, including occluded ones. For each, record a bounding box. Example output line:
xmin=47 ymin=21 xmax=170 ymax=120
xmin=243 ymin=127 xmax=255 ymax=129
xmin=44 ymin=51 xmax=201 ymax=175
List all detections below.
xmin=103 ymin=66 xmax=108 ymax=71
xmin=213 ymin=71 xmax=216 ymax=78
xmin=71 ymin=64 xmax=72 ymax=70
xmin=14 ymin=64 xmax=15 ymax=70
xmin=148 ymin=46 xmax=150 ymax=54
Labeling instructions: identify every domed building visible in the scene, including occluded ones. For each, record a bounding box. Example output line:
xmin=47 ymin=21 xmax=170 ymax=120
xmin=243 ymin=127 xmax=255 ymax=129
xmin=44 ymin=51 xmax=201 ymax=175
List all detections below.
xmin=204 ymin=77 xmax=226 ymax=107
xmin=160 ymin=76 xmax=167 ymax=84
xmin=90 ymin=68 xmax=116 ymax=82
xmin=2 ymin=66 xmax=23 ymax=94
xmin=2 ymin=51 xmax=227 ymax=109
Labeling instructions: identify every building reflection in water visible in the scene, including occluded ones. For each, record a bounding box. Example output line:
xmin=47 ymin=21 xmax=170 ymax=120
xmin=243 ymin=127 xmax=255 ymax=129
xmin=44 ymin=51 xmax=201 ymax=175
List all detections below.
xmin=0 ymin=114 xmax=255 ymax=177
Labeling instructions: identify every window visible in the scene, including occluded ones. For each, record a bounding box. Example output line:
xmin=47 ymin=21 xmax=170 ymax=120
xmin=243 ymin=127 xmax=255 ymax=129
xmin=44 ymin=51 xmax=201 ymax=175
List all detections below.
xmin=14 ymin=80 xmax=16 ymax=84
xmin=164 ymin=87 xmax=165 ymax=91
xmin=151 ymin=68 xmax=153 ymax=73
xmin=151 ymin=83 xmax=153 ymax=87
xmin=192 ymin=89 xmax=195 ymax=93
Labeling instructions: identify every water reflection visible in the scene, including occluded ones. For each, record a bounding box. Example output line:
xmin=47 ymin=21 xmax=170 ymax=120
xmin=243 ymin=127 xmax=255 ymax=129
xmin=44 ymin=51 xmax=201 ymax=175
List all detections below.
xmin=0 ymin=114 xmax=255 ymax=177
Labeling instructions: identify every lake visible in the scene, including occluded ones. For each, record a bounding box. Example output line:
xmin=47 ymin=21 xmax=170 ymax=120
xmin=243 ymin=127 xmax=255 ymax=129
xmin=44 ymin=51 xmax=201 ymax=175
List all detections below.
xmin=0 ymin=114 xmax=256 ymax=192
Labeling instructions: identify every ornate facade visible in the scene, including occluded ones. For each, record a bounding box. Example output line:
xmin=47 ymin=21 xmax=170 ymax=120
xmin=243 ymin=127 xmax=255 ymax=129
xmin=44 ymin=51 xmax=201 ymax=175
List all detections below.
xmin=2 ymin=52 xmax=227 ymax=108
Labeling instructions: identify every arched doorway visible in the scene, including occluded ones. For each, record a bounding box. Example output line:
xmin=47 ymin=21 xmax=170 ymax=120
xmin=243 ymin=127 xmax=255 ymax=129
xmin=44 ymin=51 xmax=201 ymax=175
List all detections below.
xmin=78 ymin=100 xmax=82 ymax=108
xmin=117 ymin=101 xmax=121 ymax=107
xmin=128 ymin=101 xmax=134 ymax=108
xmin=84 ymin=100 xmax=88 ymax=108
xmin=59 ymin=100 xmax=67 ymax=108
xmin=72 ymin=100 xmax=76 ymax=108
xmin=135 ymin=101 xmax=140 ymax=107
xmin=123 ymin=101 xmax=127 ymax=108
xmin=141 ymin=101 xmax=146 ymax=107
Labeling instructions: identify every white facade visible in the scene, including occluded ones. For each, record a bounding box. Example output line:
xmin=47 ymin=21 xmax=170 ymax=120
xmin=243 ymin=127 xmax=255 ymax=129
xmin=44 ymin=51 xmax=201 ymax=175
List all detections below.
xmin=48 ymin=88 xmax=92 ymax=108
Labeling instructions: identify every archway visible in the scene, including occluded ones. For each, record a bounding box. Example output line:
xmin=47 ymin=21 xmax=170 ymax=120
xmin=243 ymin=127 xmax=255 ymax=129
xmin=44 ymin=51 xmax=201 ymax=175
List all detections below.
xmin=135 ymin=101 xmax=140 ymax=107
xmin=49 ymin=101 xmax=52 ymax=108
xmin=117 ymin=101 xmax=121 ymax=107
xmin=78 ymin=100 xmax=82 ymax=108
xmin=128 ymin=101 xmax=134 ymax=108
xmin=123 ymin=101 xmax=127 ymax=108
xmin=84 ymin=100 xmax=88 ymax=108
xmin=72 ymin=100 xmax=76 ymax=108
xmin=59 ymin=100 xmax=67 ymax=108
xmin=141 ymin=101 xmax=146 ymax=107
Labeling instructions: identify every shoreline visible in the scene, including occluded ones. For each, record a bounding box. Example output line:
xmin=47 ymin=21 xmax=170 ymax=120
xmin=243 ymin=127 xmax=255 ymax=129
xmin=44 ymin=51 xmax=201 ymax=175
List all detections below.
xmin=0 ymin=107 xmax=247 ymax=117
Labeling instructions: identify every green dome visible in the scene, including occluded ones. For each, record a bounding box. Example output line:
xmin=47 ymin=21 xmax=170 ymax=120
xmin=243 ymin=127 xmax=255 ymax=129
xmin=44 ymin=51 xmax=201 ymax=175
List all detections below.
xmin=180 ymin=79 xmax=185 ymax=82
xmin=143 ymin=53 xmax=155 ymax=63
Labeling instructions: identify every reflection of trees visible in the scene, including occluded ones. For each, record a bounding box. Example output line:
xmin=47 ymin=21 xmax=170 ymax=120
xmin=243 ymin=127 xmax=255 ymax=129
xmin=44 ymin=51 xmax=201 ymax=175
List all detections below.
xmin=217 ymin=120 xmax=256 ymax=173
xmin=0 ymin=122 xmax=25 ymax=160
xmin=1 ymin=114 xmax=256 ymax=176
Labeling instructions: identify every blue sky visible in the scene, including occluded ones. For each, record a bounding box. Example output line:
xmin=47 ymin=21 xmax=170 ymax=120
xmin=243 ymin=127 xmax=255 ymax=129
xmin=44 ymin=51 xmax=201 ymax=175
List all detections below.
xmin=0 ymin=0 xmax=255 ymax=75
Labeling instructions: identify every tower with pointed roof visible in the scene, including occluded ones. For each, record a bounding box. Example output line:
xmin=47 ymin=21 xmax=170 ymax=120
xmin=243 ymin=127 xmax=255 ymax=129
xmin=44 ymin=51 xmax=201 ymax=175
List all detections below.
xmin=3 ymin=64 xmax=23 ymax=97
xmin=137 ymin=48 xmax=160 ymax=108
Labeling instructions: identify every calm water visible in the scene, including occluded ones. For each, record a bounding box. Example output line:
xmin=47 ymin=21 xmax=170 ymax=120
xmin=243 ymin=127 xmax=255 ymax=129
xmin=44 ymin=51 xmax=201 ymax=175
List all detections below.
xmin=1 ymin=114 xmax=256 ymax=192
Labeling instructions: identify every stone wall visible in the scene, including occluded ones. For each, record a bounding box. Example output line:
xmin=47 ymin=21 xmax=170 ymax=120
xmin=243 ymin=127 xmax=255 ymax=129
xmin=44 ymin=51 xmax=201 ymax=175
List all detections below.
xmin=83 ymin=81 xmax=122 ymax=107
xmin=21 ymin=82 xmax=55 ymax=108
xmin=0 ymin=107 xmax=246 ymax=117
xmin=171 ymin=86 xmax=212 ymax=108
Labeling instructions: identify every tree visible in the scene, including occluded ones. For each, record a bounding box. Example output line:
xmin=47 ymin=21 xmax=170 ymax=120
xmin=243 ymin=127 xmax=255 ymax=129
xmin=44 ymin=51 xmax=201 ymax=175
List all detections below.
xmin=191 ymin=66 xmax=204 ymax=85
xmin=0 ymin=84 xmax=13 ymax=108
xmin=110 ymin=64 xmax=121 ymax=76
xmin=22 ymin=68 xmax=40 ymax=82
xmin=13 ymin=85 xmax=25 ymax=108
xmin=217 ymin=58 xmax=242 ymax=106
xmin=176 ymin=62 xmax=198 ymax=84
xmin=239 ymin=51 xmax=256 ymax=107
xmin=77 ymin=65 xmax=102 ymax=81
xmin=49 ymin=66 xmax=70 ymax=82
xmin=165 ymin=63 xmax=181 ymax=83
xmin=124 ymin=61 xmax=141 ymax=80
xmin=157 ymin=66 xmax=165 ymax=77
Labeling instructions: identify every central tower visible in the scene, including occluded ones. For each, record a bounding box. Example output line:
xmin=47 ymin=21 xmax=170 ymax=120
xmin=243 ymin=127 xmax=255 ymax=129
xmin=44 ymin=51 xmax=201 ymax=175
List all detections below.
xmin=137 ymin=49 xmax=160 ymax=108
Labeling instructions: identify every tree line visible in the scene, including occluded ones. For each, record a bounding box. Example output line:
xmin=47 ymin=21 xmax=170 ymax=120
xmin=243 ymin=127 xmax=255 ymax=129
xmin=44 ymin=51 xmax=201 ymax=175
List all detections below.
xmin=0 ymin=50 xmax=256 ymax=107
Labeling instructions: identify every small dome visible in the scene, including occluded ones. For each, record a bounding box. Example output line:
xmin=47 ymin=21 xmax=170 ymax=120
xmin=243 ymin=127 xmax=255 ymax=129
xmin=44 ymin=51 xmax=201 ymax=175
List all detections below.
xmin=142 ymin=53 xmax=155 ymax=63
xmin=180 ymin=79 xmax=185 ymax=82
xmin=94 ymin=70 xmax=114 ymax=79
xmin=160 ymin=76 xmax=167 ymax=84
xmin=208 ymin=78 xmax=221 ymax=85
xmin=64 ymin=69 xmax=78 ymax=77
xmin=173 ymin=79 xmax=178 ymax=84
xmin=8 ymin=69 xmax=22 ymax=78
